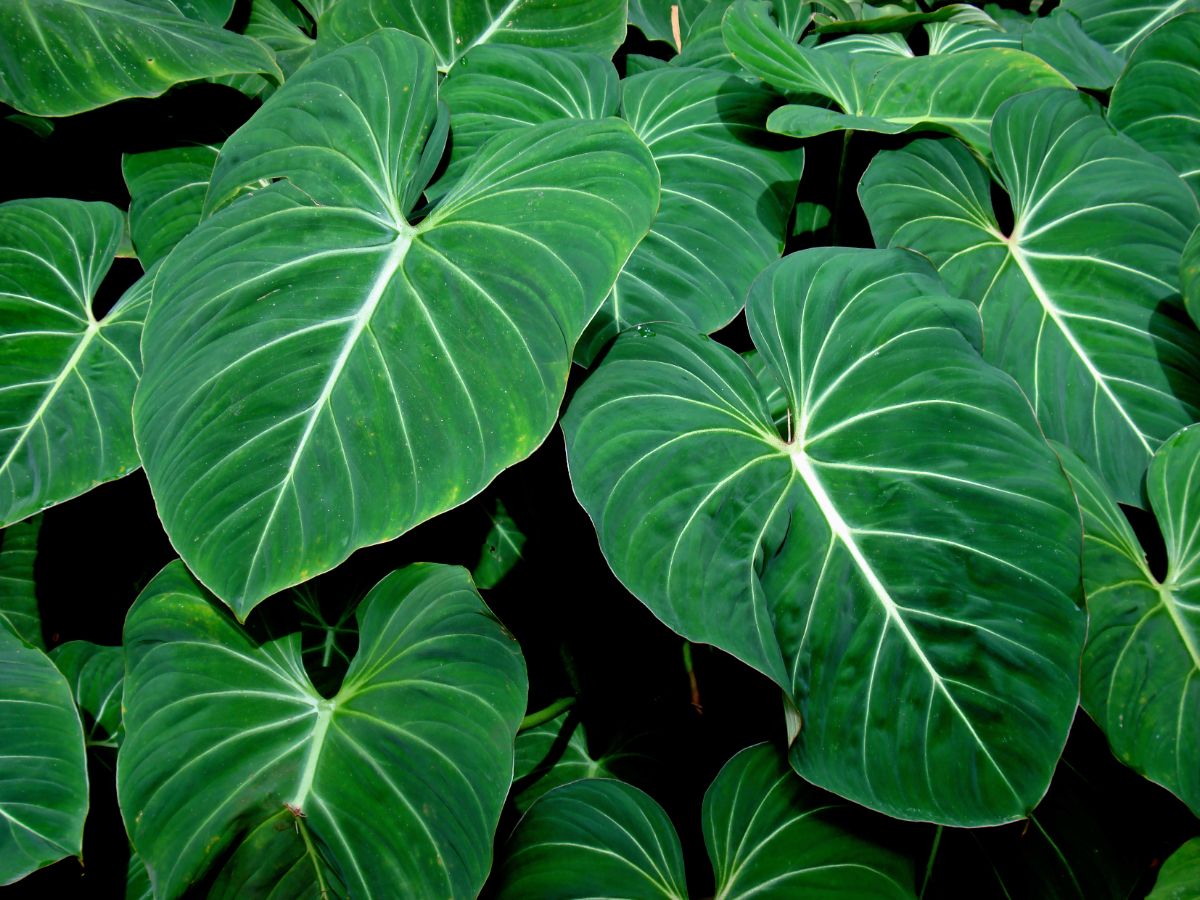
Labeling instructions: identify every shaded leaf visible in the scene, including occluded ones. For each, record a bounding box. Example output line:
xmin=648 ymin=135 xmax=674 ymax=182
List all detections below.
xmin=122 ymin=144 xmax=220 ymax=269
xmin=0 ymin=515 xmax=40 ymax=648
xmin=49 ymin=641 xmax=123 ymax=747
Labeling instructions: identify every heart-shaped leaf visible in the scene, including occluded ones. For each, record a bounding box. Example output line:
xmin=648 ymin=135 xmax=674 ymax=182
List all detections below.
xmin=0 ymin=625 xmax=87 ymax=885
xmin=318 ymin=0 xmax=628 ymax=72
xmin=1109 ymin=12 xmax=1200 ymax=199
xmin=1 ymin=199 xmax=150 ymax=528
xmin=117 ymin=560 xmax=527 ymax=898
xmin=564 ymin=246 xmax=1085 ymax=825
xmin=497 ymin=743 xmax=917 ymax=897
xmin=860 ymin=88 xmax=1200 ymax=506
xmin=1149 ymin=838 xmax=1200 ymax=899
xmin=0 ymin=0 xmax=281 ymax=116
xmin=122 ymin=145 xmax=220 ymax=269
xmin=0 ymin=515 xmax=41 ymax=648
xmin=133 ymin=30 xmax=658 ymax=616
xmin=1057 ymin=426 xmax=1200 ymax=817
xmin=724 ymin=0 xmax=1069 ymax=157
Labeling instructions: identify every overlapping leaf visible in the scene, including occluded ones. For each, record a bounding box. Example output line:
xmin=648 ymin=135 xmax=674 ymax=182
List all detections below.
xmin=1184 ymin=225 xmax=1200 ymax=325
xmin=474 ymin=499 xmax=525 ymax=589
xmin=1149 ymin=838 xmax=1200 ymax=899
xmin=1057 ymin=427 xmax=1200 ymax=817
xmin=1059 ymin=0 xmax=1199 ymax=56
xmin=50 ymin=641 xmax=123 ymax=747
xmin=579 ymin=66 xmax=803 ymax=363
xmin=0 ymin=515 xmax=40 ymax=647
xmin=317 ymin=0 xmax=628 ymax=72
xmin=511 ymin=709 xmax=634 ymax=812
xmin=0 ymin=625 xmax=87 ymax=885
xmin=1109 ymin=12 xmax=1200 ymax=199
xmin=564 ymin=246 xmax=1085 ymax=825
xmin=724 ymin=0 xmax=1069 ymax=157
xmin=123 ymin=145 xmax=220 ymax=268
xmin=117 ymin=561 xmax=527 ymax=898
xmin=134 ymin=30 xmax=658 ymax=616
xmin=1 ymin=200 xmax=150 ymax=528
xmin=0 ymin=0 xmax=281 ymax=116
xmin=861 ymin=88 xmax=1200 ymax=506
xmin=497 ymin=743 xmax=916 ymax=897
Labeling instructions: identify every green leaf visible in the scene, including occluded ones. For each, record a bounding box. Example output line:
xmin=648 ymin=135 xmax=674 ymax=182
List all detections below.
xmin=431 ymin=45 xmax=619 ymax=201
xmin=578 ymin=66 xmax=803 ymax=364
xmin=117 ymin=561 xmax=527 ymax=898
xmin=725 ymin=0 xmax=1069 ymax=157
xmin=704 ymin=744 xmax=915 ymax=898
xmin=1057 ymin=426 xmax=1200 ymax=817
xmin=511 ymin=710 xmax=631 ymax=813
xmin=1149 ymin=838 xmax=1200 ymax=899
xmin=474 ymin=500 xmax=526 ymax=590
xmin=671 ymin=0 xmax=744 ymax=71
xmin=133 ymin=30 xmax=658 ymax=616
xmin=318 ymin=0 xmax=628 ymax=72
xmin=1058 ymin=0 xmax=1200 ymax=56
xmin=1021 ymin=8 xmax=1124 ymax=90
xmin=563 ymin=246 xmax=1086 ymax=825
xmin=1109 ymin=12 xmax=1200 ymax=200
xmin=1184 ymin=225 xmax=1200 ymax=325
xmin=49 ymin=641 xmax=123 ymax=747
xmin=860 ymin=88 xmax=1200 ymax=506
xmin=206 ymin=807 xmax=343 ymax=899
xmin=813 ymin=2 xmax=996 ymax=35
xmin=0 ymin=0 xmax=282 ymax=116
xmin=0 ymin=515 xmax=41 ymax=648
xmin=127 ymin=852 xmax=152 ymax=900
xmin=0 ymin=625 xmax=87 ymax=885
xmin=496 ymin=779 xmax=688 ymax=898
xmin=122 ymin=145 xmax=220 ymax=269
xmin=210 ymin=0 xmax=318 ymax=99
xmin=0 ymin=200 xmax=150 ymax=528
xmin=925 ymin=21 xmax=1020 ymax=54
xmin=629 ymin=0 xmax=711 ymax=47
xmin=499 ymin=743 xmax=918 ymax=897
xmin=791 ymin=201 xmax=831 ymax=241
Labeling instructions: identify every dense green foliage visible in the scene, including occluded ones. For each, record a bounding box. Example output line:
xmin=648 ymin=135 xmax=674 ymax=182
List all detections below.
xmin=1 ymin=0 xmax=1199 ymax=896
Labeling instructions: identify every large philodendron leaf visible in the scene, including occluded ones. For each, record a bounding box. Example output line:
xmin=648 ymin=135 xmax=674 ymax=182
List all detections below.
xmin=0 ymin=625 xmax=88 ymax=885
xmin=860 ymin=88 xmax=1200 ymax=507
xmin=1109 ymin=12 xmax=1200 ymax=200
xmin=723 ymin=0 xmax=1070 ymax=158
xmin=1059 ymin=0 xmax=1200 ymax=56
xmin=579 ymin=66 xmax=803 ymax=364
xmin=1056 ymin=427 xmax=1200 ymax=816
xmin=117 ymin=561 xmax=527 ymax=898
xmin=0 ymin=515 xmax=40 ymax=647
xmin=318 ymin=0 xmax=628 ymax=72
xmin=497 ymin=743 xmax=917 ymax=897
xmin=431 ymin=45 xmax=619 ymax=201
xmin=703 ymin=744 xmax=915 ymax=898
xmin=122 ymin=145 xmax=220 ymax=269
xmin=0 ymin=200 xmax=151 ymax=529
xmin=497 ymin=779 xmax=688 ymax=898
xmin=564 ymin=246 xmax=1085 ymax=825
xmin=0 ymin=0 xmax=281 ymax=116
xmin=134 ymin=30 xmax=658 ymax=616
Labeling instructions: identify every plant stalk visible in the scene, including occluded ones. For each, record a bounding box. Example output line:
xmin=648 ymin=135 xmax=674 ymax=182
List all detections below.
xmin=519 ymin=696 xmax=576 ymax=731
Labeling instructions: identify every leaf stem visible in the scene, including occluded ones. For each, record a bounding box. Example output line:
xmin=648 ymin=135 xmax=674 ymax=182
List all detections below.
xmin=519 ymin=696 xmax=576 ymax=731
xmin=832 ymin=129 xmax=853 ymax=245
xmin=296 ymin=815 xmax=330 ymax=900
xmin=920 ymin=825 xmax=943 ymax=898
xmin=683 ymin=641 xmax=702 ymax=713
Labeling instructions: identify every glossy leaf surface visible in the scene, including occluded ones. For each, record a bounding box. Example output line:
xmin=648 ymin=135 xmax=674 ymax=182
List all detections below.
xmin=1058 ymin=427 xmax=1200 ymax=816
xmin=0 ymin=515 xmax=40 ymax=647
xmin=318 ymin=0 xmax=628 ymax=72
xmin=1149 ymin=838 xmax=1200 ymax=899
xmin=0 ymin=0 xmax=281 ymax=116
xmin=0 ymin=200 xmax=149 ymax=528
xmin=0 ymin=626 xmax=87 ymax=885
xmin=118 ymin=561 xmax=527 ymax=898
xmin=861 ymin=88 xmax=1200 ymax=506
xmin=564 ymin=247 xmax=1086 ymax=824
xmin=123 ymin=145 xmax=220 ymax=269
xmin=50 ymin=641 xmax=123 ymax=747
xmin=1059 ymin=0 xmax=1199 ymax=56
xmin=1109 ymin=12 xmax=1200 ymax=199
xmin=134 ymin=30 xmax=658 ymax=616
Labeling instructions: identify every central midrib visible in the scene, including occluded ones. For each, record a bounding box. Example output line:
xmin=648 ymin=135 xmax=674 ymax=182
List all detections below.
xmin=786 ymin=443 xmax=1019 ymax=799
xmin=243 ymin=232 xmax=413 ymax=596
